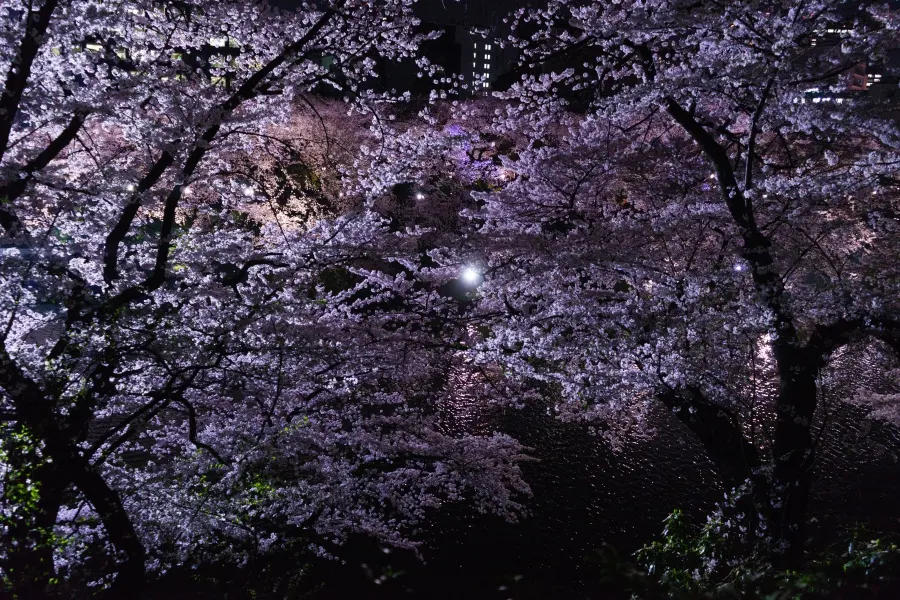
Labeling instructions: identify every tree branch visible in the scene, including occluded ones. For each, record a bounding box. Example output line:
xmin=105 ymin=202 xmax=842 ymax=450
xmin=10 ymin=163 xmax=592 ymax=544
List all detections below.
xmin=807 ymin=317 xmax=900 ymax=363
xmin=665 ymin=97 xmax=799 ymax=350
xmin=69 ymin=465 xmax=146 ymax=598
xmin=172 ymin=395 xmax=229 ymax=466
xmin=102 ymin=9 xmax=335 ymax=291
xmin=0 ymin=110 xmax=90 ymax=238
xmin=102 ymin=150 xmax=177 ymax=283
xmin=665 ymin=98 xmax=749 ymax=229
xmin=0 ymin=0 xmax=61 ymax=164
xmin=744 ymin=75 xmax=776 ymax=194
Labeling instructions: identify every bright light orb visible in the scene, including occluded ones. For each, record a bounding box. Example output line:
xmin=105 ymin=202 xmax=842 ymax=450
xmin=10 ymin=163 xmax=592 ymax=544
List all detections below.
xmin=734 ymin=263 xmax=745 ymax=272
xmin=462 ymin=267 xmax=480 ymax=285
xmin=415 ymin=192 xmax=425 ymax=200
xmin=126 ymin=184 xmax=136 ymax=192
xmin=243 ymin=186 xmax=255 ymax=197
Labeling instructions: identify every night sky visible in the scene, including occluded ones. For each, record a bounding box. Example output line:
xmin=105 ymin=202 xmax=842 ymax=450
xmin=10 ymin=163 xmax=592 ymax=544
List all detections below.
xmin=271 ymin=0 xmax=534 ymax=27
xmin=413 ymin=0 xmax=528 ymax=26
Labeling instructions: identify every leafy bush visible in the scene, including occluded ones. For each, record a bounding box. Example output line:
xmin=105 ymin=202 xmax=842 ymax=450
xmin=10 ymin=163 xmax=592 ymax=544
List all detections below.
xmin=611 ymin=510 xmax=900 ymax=599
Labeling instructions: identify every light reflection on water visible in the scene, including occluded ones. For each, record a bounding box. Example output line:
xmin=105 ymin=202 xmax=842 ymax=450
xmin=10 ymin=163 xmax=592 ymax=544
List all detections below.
xmin=439 ymin=355 xmax=498 ymax=438
xmin=430 ymin=339 xmax=900 ymax=579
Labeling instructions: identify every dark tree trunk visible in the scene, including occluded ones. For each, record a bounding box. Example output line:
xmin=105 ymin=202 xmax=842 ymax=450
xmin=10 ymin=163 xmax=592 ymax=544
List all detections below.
xmin=658 ymin=386 xmax=772 ymax=543
xmin=768 ymin=359 xmax=819 ymax=567
xmin=70 ymin=464 xmax=147 ymax=598
xmin=2 ymin=430 xmax=146 ymax=599
xmin=659 ymin=375 xmax=820 ymax=567
xmin=37 ymin=429 xmax=147 ymax=598
xmin=1 ymin=350 xmax=147 ymax=597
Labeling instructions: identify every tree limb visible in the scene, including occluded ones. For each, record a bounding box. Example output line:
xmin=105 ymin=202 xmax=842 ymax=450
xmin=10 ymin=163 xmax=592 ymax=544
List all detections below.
xmin=744 ymin=75 xmax=776 ymax=194
xmin=0 ymin=0 xmax=61 ymax=164
xmin=102 ymin=9 xmax=335 ymax=286
xmin=0 ymin=110 xmax=90 ymax=238
xmin=658 ymin=385 xmax=762 ymax=491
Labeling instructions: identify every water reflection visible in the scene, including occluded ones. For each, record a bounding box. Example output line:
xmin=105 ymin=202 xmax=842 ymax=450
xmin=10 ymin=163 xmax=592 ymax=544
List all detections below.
xmin=425 ymin=338 xmax=900 ymax=596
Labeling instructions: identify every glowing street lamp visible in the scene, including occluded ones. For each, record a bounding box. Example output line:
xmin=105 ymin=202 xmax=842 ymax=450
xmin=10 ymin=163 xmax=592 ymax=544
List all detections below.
xmin=461 ymin=267 xmax=480 ymax=285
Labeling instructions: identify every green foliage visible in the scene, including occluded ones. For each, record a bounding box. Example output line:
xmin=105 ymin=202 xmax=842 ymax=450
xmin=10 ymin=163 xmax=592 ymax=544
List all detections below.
xmin=773 ymin=533 xmax=900 ymax=598
xmin=607 ymin=509 xmax=900 ymax=600
xmin=285 ymin=162 xmax=323 ymax=191
xmin=630 ymin=509 xmax=747 ymax=599
xmin=0 ymin=429 xmax=43 ymax=519
xmin=0 ymin=426 xmax=57 ymax=596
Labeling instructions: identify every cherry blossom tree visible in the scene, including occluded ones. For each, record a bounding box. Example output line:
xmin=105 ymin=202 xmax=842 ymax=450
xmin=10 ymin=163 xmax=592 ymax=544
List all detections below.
xmin=0 ymin=1 xmax=528 ymax=597
xmin=450 ymin=0 xmax=900 ymax=566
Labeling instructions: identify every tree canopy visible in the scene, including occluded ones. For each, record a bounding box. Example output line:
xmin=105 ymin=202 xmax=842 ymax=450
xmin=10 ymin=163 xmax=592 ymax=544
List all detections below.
xmin=0 ymin=1 xmax=527 ymax=596
xmin=2 ymin=0 xmax=900 ymax=597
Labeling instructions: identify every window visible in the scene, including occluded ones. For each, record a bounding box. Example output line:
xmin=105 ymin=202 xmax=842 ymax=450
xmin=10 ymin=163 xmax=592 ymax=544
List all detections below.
xmin=485 ymin=44 xmax=492 ymax=50
xmin=483 ymin=82 xmax=489 ymax=88
xmin=485 ymin=54 xmax=491 ymax=60
xmin=484 ymin=63 xmax=489 ymax=69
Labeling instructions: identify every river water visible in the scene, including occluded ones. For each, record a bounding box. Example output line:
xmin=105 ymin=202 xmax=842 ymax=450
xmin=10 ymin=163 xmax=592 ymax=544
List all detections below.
xmin=313 ymin=341 xmax=900 ymax=599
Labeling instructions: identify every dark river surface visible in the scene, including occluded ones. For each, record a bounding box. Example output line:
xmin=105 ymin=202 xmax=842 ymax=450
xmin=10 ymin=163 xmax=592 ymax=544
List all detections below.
xmin=311 ymin=342 xmax=900 ymax=599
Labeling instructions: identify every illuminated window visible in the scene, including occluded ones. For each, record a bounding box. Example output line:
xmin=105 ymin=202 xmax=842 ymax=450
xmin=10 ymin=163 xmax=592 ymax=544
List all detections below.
xmin=485 ymin=54 xmax=491 ymax=60
xmin=485 ymin=44 xmax=492 ymax=50
xmin=484 ymin=63 xmax=489 ymax=69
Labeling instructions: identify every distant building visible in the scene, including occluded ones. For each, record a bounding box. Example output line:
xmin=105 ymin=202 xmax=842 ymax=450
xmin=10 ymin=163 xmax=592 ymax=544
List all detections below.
xmin=455 ymin=27 xmax=518 ymax=97
xmin=270 ymin=0 xmax=533 ymax=98
xmin=799 ymin=20 xmax=900 ymax=105
xmin=377 ymin=0 xmax=525 ymax=98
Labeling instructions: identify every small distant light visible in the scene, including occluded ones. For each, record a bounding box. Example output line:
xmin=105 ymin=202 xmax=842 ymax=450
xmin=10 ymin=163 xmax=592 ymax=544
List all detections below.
xmin=734 ymin=264 xmax=745 ymax=272
xmin=709 ymin=174 xmax=716 ymax=180
xmin=126 ymin=184 xmax=136 ymax=192
xmin=415 ymin=193 xmax=425 ymax=200
xmin=462 ymin=267 xmax=480 ymax=285
xmin=183 ymin=186 xmax=191 ymax=196
xmin=243 ymin=186 xmax=255 ymax=197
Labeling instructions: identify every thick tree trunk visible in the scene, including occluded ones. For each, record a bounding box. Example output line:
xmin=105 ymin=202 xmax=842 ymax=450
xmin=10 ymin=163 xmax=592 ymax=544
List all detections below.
xmin=36 ymin=429 xmax=147 ymax=597
xmin=659 ymin=379 xmax=820 ymax=567
xmin=69 ymin=464 xmax=146 ymax=598
xmin=1 ymin=349 xmax=146 ymax=597
xmin=768 ymin=361 xmax=818 ymax=567
xmin=3 ymin=430 xmax=146 ymax=599
xmin=658 ymin=386 xmax=772 ymax=544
